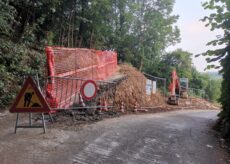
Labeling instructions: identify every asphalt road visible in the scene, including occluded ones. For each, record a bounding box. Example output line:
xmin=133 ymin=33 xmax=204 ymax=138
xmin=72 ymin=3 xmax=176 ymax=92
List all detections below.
xmin=67 ymin=110 xmax=229 ymax=164
xmin=1 ymin=110 xmax=229 ymax=164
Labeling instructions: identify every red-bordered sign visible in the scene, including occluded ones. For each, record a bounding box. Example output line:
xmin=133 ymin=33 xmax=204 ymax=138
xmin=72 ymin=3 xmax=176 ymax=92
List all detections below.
xmin=80 ymin=80 xmax=97 ymax=101
xmin=10 ymin=76 xmax=50 ymax=113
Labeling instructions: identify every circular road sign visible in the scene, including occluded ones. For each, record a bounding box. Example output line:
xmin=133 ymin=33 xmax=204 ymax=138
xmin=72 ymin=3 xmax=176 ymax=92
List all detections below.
xmin=80 ymin=80 xmax=97 ymax=101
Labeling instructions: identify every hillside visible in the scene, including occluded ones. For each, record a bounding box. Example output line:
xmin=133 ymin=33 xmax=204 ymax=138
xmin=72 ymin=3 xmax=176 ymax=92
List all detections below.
xmin=204 ymin=72 xmax=222 ymax=80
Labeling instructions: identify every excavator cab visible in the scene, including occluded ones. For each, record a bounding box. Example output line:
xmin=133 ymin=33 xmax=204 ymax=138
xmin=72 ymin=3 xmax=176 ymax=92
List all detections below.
xmin=180 ymin=78 xmax=189 ymax=99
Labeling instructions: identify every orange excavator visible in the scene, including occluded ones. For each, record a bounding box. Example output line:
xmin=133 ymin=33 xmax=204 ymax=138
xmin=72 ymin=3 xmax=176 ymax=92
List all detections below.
xmin=168 ymin=69 xmax=180 ymax=105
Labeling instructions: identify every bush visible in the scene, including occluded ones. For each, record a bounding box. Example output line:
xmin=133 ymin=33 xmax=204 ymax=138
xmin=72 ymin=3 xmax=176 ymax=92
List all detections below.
xmin=218 ymin=54 xmax=230 ymax=137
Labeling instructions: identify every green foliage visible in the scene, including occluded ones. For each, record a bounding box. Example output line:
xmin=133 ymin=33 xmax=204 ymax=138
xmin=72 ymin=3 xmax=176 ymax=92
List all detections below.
xmin=156 ymin=49 xmax=221 ymax=102
xmin=189 ymin=68 xmax=204 ymax=89
xmin=130 ymin=0 xmax=180 ymax=70
xmin=218 ymin=54 xmax=230 ymax=137
xmin=197 ymin=72 xmax=222 ymax=102
xmin=49 ymin=0 xmax=180 ymax=69
xmin=0 ymin=0 xmax=222 ymax=110
xmin=202 ymin=0 xmax=230 ymax=137
xmin=208 ymin=78 xmax=222 ymax=102
xmin=160 ymin=49 xmax=192 ymax=79
xmin=0 ymin=38 xmax=46 ymax=107
xmin=0 ymin=0 xmax=46 ymax=108
xmin=0 ymin=0 xmax=181 ymax=108
xmin=201 ymin=0 xmax=230 ymax=66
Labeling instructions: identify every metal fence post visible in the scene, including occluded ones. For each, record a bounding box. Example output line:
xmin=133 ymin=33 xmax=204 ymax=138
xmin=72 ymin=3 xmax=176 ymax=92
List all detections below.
xmin=164 ymin=79 xmax=166 ymax=98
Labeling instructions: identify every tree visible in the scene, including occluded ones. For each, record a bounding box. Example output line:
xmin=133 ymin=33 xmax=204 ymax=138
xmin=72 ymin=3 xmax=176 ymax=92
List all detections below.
xmin=159 ymin=49 xmax=192 ymax=79
xmin=202 ymin=0 xmax=230 ymax=137
xmin=189 ymin=68 xmax=203 ymax=89
xmin=0 ymin=0 xmax=50 ymax=107
xmin=131 ymin=0 xmax=180 ymax=71
xmin=0 ymin=0 xmax=180 ymax=108
xmin=207 ymin=78 xmax=222 ymax=102
xmin=49 ymin=0 xmax=180 ymax=72
xmin=156 ymin=48 xmax=221 ymax=101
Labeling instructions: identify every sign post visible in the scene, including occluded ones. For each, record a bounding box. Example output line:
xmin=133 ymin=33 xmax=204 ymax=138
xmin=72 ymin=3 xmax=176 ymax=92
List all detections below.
xmin=80 ymin=80 xmax=97 ymax=101
xmin=9 ymin=76 xmax=50 ymax=133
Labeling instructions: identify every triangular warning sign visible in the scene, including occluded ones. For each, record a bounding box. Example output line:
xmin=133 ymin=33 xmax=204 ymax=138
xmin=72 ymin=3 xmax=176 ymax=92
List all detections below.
xmin=10 ymin=76 xmax=50 ymax=113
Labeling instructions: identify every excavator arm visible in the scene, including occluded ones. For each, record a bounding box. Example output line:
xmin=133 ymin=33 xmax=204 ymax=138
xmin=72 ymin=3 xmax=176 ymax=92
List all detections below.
xmin=167 ymin=70 xmax=180 ymax=105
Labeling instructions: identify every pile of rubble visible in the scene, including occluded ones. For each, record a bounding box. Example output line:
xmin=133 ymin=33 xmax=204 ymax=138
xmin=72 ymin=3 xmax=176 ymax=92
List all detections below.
xmin=112 ymin=64 xmax=220 ymax=112
xmin=166 ymin=97 xmax=220 ymax=110
xmin=190 ymin=98 xmax=220 ymax=110
xmin=36 ymin=64 xmax=220 ymax=129
xmin=114 ymin=64 xmax=166 ymax=112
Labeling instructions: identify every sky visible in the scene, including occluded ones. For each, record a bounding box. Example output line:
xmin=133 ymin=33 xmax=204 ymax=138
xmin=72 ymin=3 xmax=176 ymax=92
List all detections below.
xmin=167 ymin=0 xmax=223 ymax=72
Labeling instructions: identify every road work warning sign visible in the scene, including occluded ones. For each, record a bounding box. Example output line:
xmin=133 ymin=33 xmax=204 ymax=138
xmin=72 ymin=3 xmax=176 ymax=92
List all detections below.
xmin=10 ymin=77 xmax=50 ymax=113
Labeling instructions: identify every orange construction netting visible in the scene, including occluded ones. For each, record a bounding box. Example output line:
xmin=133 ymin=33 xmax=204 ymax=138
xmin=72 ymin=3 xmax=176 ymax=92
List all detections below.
xmin=45 ymin=46 xmax=117 ymax=79
xmin=45 ymin=46 xmax=117 ymax=109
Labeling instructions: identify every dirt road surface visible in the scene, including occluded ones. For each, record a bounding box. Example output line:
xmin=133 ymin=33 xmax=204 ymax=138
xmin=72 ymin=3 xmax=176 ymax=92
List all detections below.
xmin=0 ymin=110 xmax=229 ymax=164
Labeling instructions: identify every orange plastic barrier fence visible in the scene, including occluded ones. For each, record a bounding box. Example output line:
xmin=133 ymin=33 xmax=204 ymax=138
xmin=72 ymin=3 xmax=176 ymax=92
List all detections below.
xmin=45 ymin=46 xmax=117 ymax=109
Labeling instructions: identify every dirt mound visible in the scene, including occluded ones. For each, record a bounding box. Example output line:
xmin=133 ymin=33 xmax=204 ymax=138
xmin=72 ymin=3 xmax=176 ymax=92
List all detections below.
xmin=166 ymin=97 xmax=220 ymax=110
xmin=112 ymin=64 xmax=220 ymax=112
xmin=190 ymin=98 xmax=220 ymax=110
xmin=114 ymin=64 xmax=166 ymax=112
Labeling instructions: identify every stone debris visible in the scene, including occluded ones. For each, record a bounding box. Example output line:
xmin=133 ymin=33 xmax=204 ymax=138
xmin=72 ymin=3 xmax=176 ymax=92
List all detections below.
xmin=114 ymin=64 xmax=166 ymax=112
xmin=206 ymin=144 xmax=213 ymax=148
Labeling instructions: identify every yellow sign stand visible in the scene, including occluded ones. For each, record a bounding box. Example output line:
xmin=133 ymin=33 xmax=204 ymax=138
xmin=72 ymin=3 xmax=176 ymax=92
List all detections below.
xmin=10 ymin=76 xmax=51 ymax=133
